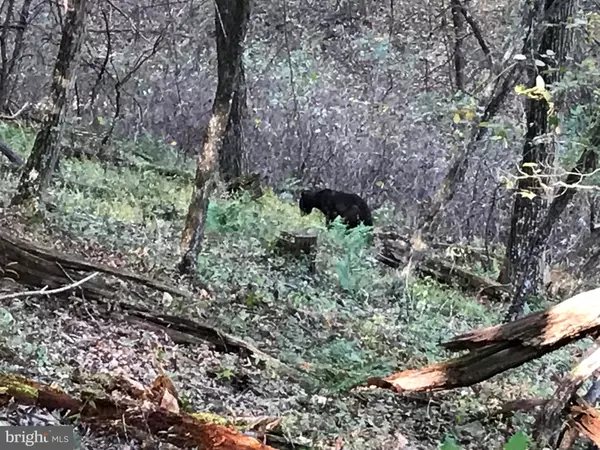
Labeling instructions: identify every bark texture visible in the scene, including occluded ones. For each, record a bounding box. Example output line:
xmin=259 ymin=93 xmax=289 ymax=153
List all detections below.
xmin=450 ymin=0 xmax=466 ymax=91
xmin=0 ymin=0 xmax=33 ymax=110
xmin=367 ymin=288 xmax=600 ymax=393
xmin=502 ymin=0 xmax=578 ymax=321
xmin=220 ymin=64 xmax=247 ymax=182
xmin=10 ymin=0 xmax=87 ymax=207
xmin=0 ymin=374 xmax=276 ymax=450
xmin=179 ymin=0 xmax=251 ymax=274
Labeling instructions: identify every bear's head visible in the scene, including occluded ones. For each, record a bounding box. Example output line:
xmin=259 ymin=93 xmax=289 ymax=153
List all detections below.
xmin=299 ymin=190 xmax=316 ymax=216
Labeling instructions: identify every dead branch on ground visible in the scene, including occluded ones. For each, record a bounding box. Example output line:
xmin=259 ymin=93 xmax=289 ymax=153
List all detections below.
xmin=124 ymin=308 xmax=303 ymax=379
xmin=366 ymin=288 xmax=600 ymax=393
xmin=0 ymin=230 xmax=192 ymax=300
xmin=0 ymin=373 xmax=277 ymax=450
xmin=375 ymin=228 xmax=509 ymax=301
xmin=0 ymin=230 xmax=298 ymax=379
xmin=0 ymin=272 xmax=99 ymax=300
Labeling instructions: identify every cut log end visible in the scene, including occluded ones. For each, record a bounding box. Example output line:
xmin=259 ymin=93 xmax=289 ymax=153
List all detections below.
xmin=274 ymin=231 xmax=318 ymax=272
xmin=275 ymin=231 xmax=317 ymax=255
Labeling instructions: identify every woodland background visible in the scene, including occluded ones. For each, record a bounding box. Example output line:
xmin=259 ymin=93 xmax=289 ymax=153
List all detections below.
xmin=0 ymin=0 xmax=600 ymax=449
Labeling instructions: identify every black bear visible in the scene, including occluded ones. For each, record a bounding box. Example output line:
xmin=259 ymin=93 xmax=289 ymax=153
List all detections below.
xmin=299 ymin=189 xmax=373 ymax=229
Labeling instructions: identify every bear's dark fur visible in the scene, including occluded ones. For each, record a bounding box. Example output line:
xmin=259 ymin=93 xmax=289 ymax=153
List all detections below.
xmin=299 ymin=189 xmax=373 ymax=229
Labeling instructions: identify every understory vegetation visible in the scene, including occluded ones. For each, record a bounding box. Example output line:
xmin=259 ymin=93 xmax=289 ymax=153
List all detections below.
xmin=0 ymin=123 xmax=589 ymax=449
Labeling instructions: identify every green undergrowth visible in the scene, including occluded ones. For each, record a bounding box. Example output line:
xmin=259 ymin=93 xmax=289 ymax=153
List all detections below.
xmin=0 ymin=123 xmax=584 ymax=447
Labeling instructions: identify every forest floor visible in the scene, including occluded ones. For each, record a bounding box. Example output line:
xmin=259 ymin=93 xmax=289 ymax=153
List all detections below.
xmin=0 ymin=124 xmax=590 ymax=449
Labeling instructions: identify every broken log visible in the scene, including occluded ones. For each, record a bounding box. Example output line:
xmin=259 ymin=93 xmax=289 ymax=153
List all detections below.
xmin=568 ymin=398 xmax=600 ymax=447
xmin=123 ymin=307 xmax=303 ymax=380
xmin=0 ymin=231 xmax=296 ymax=381
xmin=0 ymin=230 xmax=191 ymax=300
xmin=535 ymin=346 xmax=600 ymax=447
xmin=366 ymin=342 xmax=560 ymax=393
xmin=0 ymin=373 xmax=277 ymax=450
xmin=375 ymin=229 xmax=508 ymax=301
xmin=497 ymin=397 xmax=600 ymax=448
xmin=444 ymin=288 xmax=600 ymax=352
xmin=366 ymin=288 xmax=600 ymax=393
xmin=419 ymin=257 xmax=509 ymax=300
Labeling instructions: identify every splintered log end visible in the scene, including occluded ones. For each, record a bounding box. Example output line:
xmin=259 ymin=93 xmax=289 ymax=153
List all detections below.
xmin=365 ymin=364 xmax=454 ymax=393
xmin=365 ymin=376 xmax=403 ymax=393
xmin=570 ymin=399 xmax=600 ymax=446
xmin=444 ymin=287 xmax=600 ymax=352
xmin=197 ymin=423 xmax=277 ymax=450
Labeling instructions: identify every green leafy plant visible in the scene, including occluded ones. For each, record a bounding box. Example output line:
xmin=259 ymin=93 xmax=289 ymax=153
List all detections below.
xmin=439 ymin=436 xmax=461 ymax=450
xmin=504 ymin=431 xmax=529 ymax=450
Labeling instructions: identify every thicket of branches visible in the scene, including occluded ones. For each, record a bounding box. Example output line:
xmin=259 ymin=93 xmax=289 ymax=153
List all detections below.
xmin=0 ymin=0 xmax=598 ymax=268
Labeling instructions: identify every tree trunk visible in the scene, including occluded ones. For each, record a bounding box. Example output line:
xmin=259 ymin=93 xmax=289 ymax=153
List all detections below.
xmin=179 ymin=0 xmax=251 ymax=274
xmin=450 ymin=0 xmax=465 ymax=91
xmin=415 ymin=0 xmax=553 ymax=235
xmin=0 ymin=0 xmax=33 ymax=111
xmin=501 ymin=0 xmax=577 ymax=321
xmin=0 ymin=0 xmax=16 ymax=108
xmin=219 ymin=63 xmax=247 ymax=183
xmin=504 ymin=141 xmax=597 ymax=323
xmin=10 ymin=0 xmax=87 ymax=208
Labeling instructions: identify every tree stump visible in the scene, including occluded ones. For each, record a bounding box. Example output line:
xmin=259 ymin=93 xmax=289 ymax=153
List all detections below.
xmin=274 ymin=231 xmax=317 ymax=272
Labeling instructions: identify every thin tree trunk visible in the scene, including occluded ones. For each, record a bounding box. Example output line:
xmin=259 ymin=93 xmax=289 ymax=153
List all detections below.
xmin=2 ymin=0 xmax=33 ymax=111
xmin=219 ymin=60 xmax=247 ymax=183
xmin=505 ymin=113 xmax=598 ymax=321
xmin=450 ymin=0 xmax=465 ymax=91
xmin=179 ymin=0 xmax=251 ymax=274
xmin=503 ymin=0 xmax=580 ymax=321
xmin=418 ymin=66 xmax=521 ymax=233
xmin=10 ymin=0 xmax=87 ymax=208
xmin=0 ymin=0 xmax=16 ymax=107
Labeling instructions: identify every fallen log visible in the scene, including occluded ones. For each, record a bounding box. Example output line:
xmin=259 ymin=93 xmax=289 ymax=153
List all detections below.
xmin=444 ymin=288 xmax=600 ymax=352
xmin=568 ymin=398 xmax=600 ymax=447
xmin=419 ymin=257 xmax=509 ymax=300
xmin=375 ymin=230 xmax=508 ymax=301
xmin=123 ymin=308 xmax=303 ymax=380
xmin=0 ymin=230 xmax=192 ymax=299
xmin=496 ymin=397 xmax=600 ymax=448
xmin=0 ymin=373 xmax=277 ymax=450
xmin=366 ymin=288 xmax=600 ymax=393
xmin=0 ymin=235 xmax=295 ymax=379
